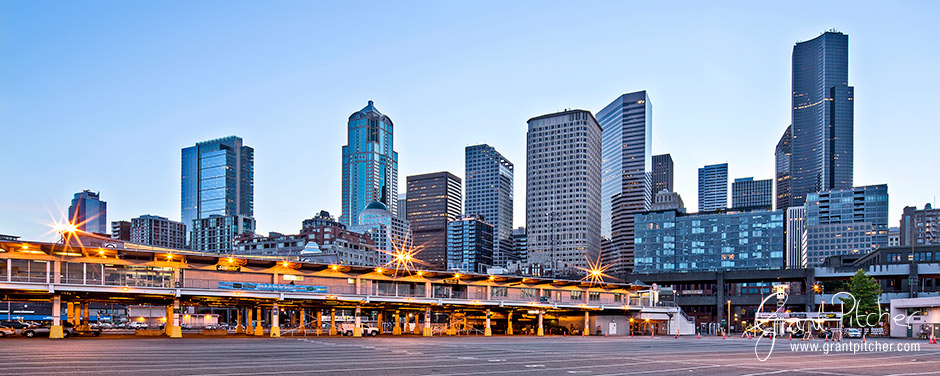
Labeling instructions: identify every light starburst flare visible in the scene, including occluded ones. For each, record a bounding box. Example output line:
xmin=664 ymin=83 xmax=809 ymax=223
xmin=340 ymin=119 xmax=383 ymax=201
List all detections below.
xmin=576 ymin=252 xmax=614 ymax=286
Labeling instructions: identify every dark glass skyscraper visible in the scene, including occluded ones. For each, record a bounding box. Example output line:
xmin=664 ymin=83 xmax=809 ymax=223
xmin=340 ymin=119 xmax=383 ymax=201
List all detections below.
xmin=790 ymin=31 xmax=854 ymax=206
xmin=406 ymin=171 xmax=462 ymax=270
xmin=774 ymin=126 xmax=792 ymax=210
xmin=69 ymin=190 xmax=107 ymax=235
xmin=651 ymin=154 xmax=674 ymax=195
xmin=599 ymin=91 xmax=652 ymax=274
xmin=464 ymin=144 xmax=514 ymax=266
xmin=341 ymin=101 xmax=399 ymax=227
xmin=181 ymin=136 xmax=254 ymax=239
xmin=697 ymin=163 xmax=728 ymax=212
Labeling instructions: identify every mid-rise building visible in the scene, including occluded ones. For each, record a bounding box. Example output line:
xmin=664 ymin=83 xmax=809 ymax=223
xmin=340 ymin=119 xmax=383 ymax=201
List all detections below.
xmin=397 ymin=194 xmax=407 ymax=221
xmin=406 ymin=172 xmax=462 ymax=270
xmin=190 ymin=215 xmax=255 ymax=253
xmin=69 ymin=190 xmax=108 ymax=235
xmin=786 ymin=206 xmax=807 ymax=268
xmin=446 ymin=215 xmax=494 ymax=273
xmin=805 ymin=184 xmax=888 ymax=266
xmin=526 ymin=109 xmax=602 ymax=276
xmin=698 ymin=163 xmax=728 ymax=212
xmin=300 ymin=210 xmax=374 ymax=249
xmin=464 ymin=144 xmax=514 ymax=267
xmin=775 ymin=126 xmax=792 ymax=210
xmin=732 ymin=177 xmax=773 ymax=211
xmin=181 ymin=136 xmax=254 ymax=245
xmin=790 ymin=31 xmax=854 ymax=206
xmin=341 ymin=101 xmax=399 ymax=226
xmin=235 ymin=232 xmax=307 ymax=258
xmin=634 ymin=209 xmax=785 ymax=273
xmin=650 ymin=190 xmax=686 ymax=212
xmin=350 ymin=201 xmax=411 ymax=265
xmin=511 ymin=227 xmax=527 ymax=265
xmin=900 ymin=204 xmax=940 ymax=246
xmin=599 ymin=91 xmax=652 ymax=275
xmin=111 ymin=220 xmax=131 ymax=241
xmin=130 ymin=215 xmax=187 ymax=249
xmin=651 ymin=154 xmax=674 ymax=197
xmin=888 ymin=227 xmax=900 ymax=247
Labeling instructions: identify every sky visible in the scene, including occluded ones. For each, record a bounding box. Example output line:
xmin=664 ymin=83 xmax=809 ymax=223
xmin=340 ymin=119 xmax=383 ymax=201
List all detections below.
xmin=1 ymin=1 xmax=938 ymax=242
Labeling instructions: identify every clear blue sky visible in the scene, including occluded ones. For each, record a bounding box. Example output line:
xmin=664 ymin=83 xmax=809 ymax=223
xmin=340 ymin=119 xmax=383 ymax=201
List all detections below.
xmin=2 ymin=1 xmax=938 ymax=241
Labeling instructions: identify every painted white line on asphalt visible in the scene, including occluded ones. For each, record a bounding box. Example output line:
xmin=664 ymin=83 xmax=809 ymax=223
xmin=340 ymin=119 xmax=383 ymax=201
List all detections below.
xmin=524 ymin=364 xmax=545 ymax=368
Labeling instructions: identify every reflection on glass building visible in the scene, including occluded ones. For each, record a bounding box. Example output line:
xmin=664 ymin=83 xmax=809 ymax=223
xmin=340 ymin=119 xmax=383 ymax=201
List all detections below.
xmin=69 ymin=190 xmax=108 ymax=235
xmin=464 ymin=144 xmax=514 ymax=267
xmin=805 ymin=184 xmax=888 ymax=266
xmin=181 ymin=136 xmax=254 ymax=244
xmin=446 ymin=215 xmax=494 ymax=273
xmin=634 ymin=209 xmax=785 ymax=273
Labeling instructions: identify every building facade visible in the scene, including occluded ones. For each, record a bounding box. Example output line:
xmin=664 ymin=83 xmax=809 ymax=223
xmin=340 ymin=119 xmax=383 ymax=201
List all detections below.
xmin=341 ymin=100 xmax=399 ymax=226
xmin=651 ymin=154 xmax=674 ymax=198
xmin=775 ymin=126 xmax=792 ymax=210
xmin=900 ymin=204 xmax=940 ymax=246
xmin=397 ymin=194 xmax=407 ymax=221
xmin=464 ymin=144 xmax=514 ymax=267
xmin=599 ymin=91 xmax=652 ymax=275
xmin=111 ymin=221 xmax=131 ymax=241
xmin=786 ymin=206 xmax=807 ymax=268
xmin=350 ymin=201 xmax=411 ymax=265
xmin=190 ymin=215 xmax=255 ymax=253
xmin=511 ymin=227 xmax=527 ymax=265
xmin=300 ymin=210 xmax=374 ymax=249
xmin=406 ymin=172 xmax=462 ymax=270
xmin=181 ymin=136 xmax=254 ymax=244
xmin=805 ymin=184 xmax=888 ymax=266
xmin=69 ymin=190 xmax=108 ymax=235
xmin=698 ymin=163 xmax=728 ymax=212
xmin=130 ymin=215 xmax=187 ymax=249
xmin=731 ymin=177 xmax=773 ymax=211
xmin=651 ymin=190 xmax=685 ymax=212
xmin=790 ymin=31 xmax=854 ymax=206
xmin=527 ymin=109 xmax=602 ymax=276
xmin=634 ymin=209 xmax=785 ymax=273
xmin=446 ymin=216 xmax=494 ymax=273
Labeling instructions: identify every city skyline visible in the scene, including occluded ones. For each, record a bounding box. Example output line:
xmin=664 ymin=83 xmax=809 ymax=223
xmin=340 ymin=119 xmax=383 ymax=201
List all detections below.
xmin=2 ymin=2 xmax=938 ymax=242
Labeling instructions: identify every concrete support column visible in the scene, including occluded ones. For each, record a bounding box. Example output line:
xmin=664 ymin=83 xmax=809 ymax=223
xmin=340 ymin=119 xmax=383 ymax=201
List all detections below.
xmin=270 ymin=302 xmax=280 ymax=337
xmin=82 ymin=302 xmax=90 ymax=330
xmin=484 ymin=309 xmax=492 ymax=336
xmin=73 ymin=303 xmax=81 ymax=327
xmin=377 ymin=311 xmax=383 ymax=334
xmin=446 ymin=312 xmax=456 ymax=336
xmin=254 ymin=307 xmax=264 ymax=336
xmin=583 ymin=311 xmax=589 ymax=336
xmin=236 ymin=309 xmax=244 ymax=334
xmin=168 ymin=299 xmax=182 ymax=338
xmin=50 ymin=295 xmax=64 ymax=339
xmin=507 ymin=311 xmax=513 ymax=336
xmin=423 ymin=306 xmax=432 ymax=337
xmin=353 ymin=305 xmax=362 ymax=337
xmin=412 ymin=312 xmax=420 ymax=334
xmin=404 ymin=312 xmax=410 ymax=334
xmin=537 ymin=311 xmax=544 ymax=336
xmin=393 ymin=310 xmax=402 ymax=335
xmin=246 ymin=308 xmax=254 ymax=335
xmin=716 ymin=272 xmax=726 ymax=334
xmin=299 ymin=308 xmax=306 ymax=334
xmin=329 ymin=308 xmax=337 ymax=336
xmin=66 ymin=302 xmax=75 ymax=327
xmin=315 ymin=309 xmax=322 ymax=336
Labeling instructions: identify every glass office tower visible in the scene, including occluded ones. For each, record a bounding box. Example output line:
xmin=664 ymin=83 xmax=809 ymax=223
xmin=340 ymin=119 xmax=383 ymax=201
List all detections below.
xmin=790 ymin=31 xmax=854 ymax=206
xmin=181 ymin=136 xmax=254 ymax=244
xmin=465 ymin=144 xmax=514 ymax=266
xmin=341 ymin=100 xmax=399 ymax=227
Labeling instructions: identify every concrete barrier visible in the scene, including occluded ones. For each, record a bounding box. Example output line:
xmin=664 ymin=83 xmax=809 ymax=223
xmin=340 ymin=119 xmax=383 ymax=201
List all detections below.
xmin=135 ymin=329 xmax=164 ymax=337
xmin=202 ymin=329 xmax=228 ymax=336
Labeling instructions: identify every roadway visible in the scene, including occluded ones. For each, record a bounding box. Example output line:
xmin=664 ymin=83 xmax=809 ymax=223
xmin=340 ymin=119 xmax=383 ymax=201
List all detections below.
xmin=0 ymin=335 xmax=937 ymax=375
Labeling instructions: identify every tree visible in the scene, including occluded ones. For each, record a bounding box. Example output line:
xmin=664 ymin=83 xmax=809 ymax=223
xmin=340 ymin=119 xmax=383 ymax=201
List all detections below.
xmin=839 ymin=268 xmax=882 ymax=336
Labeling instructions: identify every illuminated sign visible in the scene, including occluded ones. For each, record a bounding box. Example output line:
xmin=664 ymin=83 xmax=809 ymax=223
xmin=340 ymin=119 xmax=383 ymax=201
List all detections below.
xmin=218 ymin=281 xmax=326 ymax=293
xmin=216 ymin=265 xmax=241 ymax=272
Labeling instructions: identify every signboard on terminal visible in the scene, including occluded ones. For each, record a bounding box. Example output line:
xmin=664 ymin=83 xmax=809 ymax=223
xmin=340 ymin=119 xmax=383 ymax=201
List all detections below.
xmin=216 ymin=265 xmax=241 ymax=272
xmin=218 ymin=281 xmax=327 ymax=293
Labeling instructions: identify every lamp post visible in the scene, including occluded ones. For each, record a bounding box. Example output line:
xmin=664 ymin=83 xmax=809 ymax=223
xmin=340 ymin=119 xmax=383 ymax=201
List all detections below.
xmin=727 ymin=300 xmax=731 ymax=334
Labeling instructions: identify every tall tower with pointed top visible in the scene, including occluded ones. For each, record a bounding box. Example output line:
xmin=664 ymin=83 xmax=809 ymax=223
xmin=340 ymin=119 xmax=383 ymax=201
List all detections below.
xmin=341 ymin=100 xmax=399 ymax=227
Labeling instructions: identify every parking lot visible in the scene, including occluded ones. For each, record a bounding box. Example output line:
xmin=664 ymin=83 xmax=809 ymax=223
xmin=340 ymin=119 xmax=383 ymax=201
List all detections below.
xmin=0 ymin=335 xmax=937 ymax=375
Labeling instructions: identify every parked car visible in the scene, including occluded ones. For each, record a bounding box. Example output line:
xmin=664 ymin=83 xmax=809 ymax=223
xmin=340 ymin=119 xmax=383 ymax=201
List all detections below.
xmin=845 ymin=328 xmax=862 ymax=338
xmin=23 ymin=322 xmax=76 ymax=338
xmin=0 ymin=326 xmax=15 ymax=337
xmin=1 ymin=321 xmax=29 ymax=329
xmin=339 ymin=323 xmax=379 ymax=336
xmin=128 ymin=322 xmax=148 ymax=329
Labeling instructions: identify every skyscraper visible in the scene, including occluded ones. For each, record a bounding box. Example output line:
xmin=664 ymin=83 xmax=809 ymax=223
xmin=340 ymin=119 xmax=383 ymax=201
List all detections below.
xmin=775 ymin=126 xmax=792 ymax=210
xmin=341 ymin=100 xmax=399 ymax=226
xmin=68 ymin=190 xmax=107 ymax=235
xmin=790 ymin=31 xmax=854 ymax=206
xmin=697 ymin=163 xmax=728 ymax=212
xmin=786 ymin=206 xmax=807 ymax=268
xmin=527 ymin=109 xmax=602 ymax=276
xmin=599 ymin=91 xmax=652 ymax=275
xmin=651 ymin=154 xmax=674 ymax=195
xmin=805 ymin=184 xmax=888 ymax=266
xmin=406 ymin=172 xmax=462 ymax=270
xmin=446 ymin=215 xmax=494 ymax=273
xmin=181 ymin=135 xmax=254 ymax=243
xmin=731 ymin=177 xmax=773 ymax=211
xmin=464 ymin=144 xmax=514 ymax=267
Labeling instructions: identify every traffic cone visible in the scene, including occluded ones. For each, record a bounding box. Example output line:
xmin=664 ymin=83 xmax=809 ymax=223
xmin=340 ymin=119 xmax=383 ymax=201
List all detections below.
xmin=789 ymin=333 xmax=792 ymax=340
xmin=930 ymin=334 xmax=936 ymax=344
xmin=862 ymin=334 xmax=866 ymax=343
xmin=825 ymin=334 xmax=829 ymax=342
xmin=651 ymin=330 xmax=654 ymax=338
xmin=722 ymin=331 xmax=726 ymax=339
xmin=697 ymin=333 xmax=701 ymax=339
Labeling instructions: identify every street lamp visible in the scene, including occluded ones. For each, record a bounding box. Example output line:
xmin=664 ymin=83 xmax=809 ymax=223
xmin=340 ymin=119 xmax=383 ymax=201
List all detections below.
xmin=727 ymin=300 xmax=731 ymax=334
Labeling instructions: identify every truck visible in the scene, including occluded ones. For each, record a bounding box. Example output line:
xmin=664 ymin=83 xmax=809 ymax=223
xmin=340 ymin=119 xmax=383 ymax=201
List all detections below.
xmin=338 ymin=322 xmax=379 ymax=336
